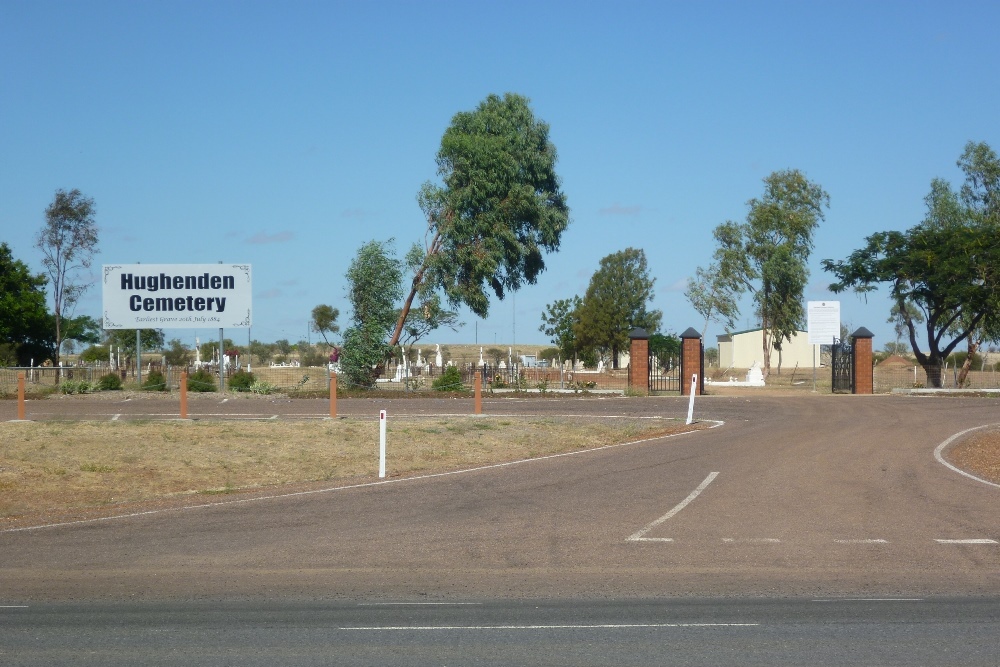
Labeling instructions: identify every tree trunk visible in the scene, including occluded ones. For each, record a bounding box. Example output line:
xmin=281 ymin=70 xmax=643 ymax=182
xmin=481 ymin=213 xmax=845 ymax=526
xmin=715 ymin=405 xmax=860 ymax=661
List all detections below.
xmin=923 ymin=359 xmax=944 ymax=388
xmin=956 ymin=338 xmax=979 ymax=388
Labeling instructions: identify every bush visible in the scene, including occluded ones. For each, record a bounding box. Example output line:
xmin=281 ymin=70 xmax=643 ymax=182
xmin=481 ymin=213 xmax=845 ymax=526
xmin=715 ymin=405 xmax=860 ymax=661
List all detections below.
xmin=432 ymin=365 xmax=465 ymax=391
xmin=187 ymin=369 xmax=217 ymax=392
xmin=228 ymin=370 xmax=256 ymax=392
xmin=97 ymin=373 xmax=123 ymax=391
xmin=142 ymin=370 xmax=168 ymax=391
xmin=60 ymin=379 xmax=95 ymax=394
xmin=248 ymin=380 xmax=276 ymax=395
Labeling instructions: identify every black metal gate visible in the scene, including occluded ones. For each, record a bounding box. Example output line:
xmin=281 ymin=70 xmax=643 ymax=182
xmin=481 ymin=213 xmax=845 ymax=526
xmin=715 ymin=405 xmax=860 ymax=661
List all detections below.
xmin=649 ymin=351 xmax=680 ymax=392
xmin=831 ymin=337 xmax=853 ymax=393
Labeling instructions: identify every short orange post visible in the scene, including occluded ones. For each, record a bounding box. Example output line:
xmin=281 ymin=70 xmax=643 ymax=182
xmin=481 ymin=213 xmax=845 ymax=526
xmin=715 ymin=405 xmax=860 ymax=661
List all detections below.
xmin=329 ymin=372 xmax=338 ymax=418
xmin=474 ymin=371 xmax=482 ymax=415
xmin=179 ymin=371 xmax=188 ymax=419
xmin=17 ymin=371 xmax=26 ymax=420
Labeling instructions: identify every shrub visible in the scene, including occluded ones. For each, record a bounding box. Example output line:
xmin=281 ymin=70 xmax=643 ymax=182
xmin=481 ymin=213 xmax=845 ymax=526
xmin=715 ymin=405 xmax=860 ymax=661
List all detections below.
xmin=97 ymin=373 xmax=123 ymax=391
xmin=432 ymin=365 xmax=465 ymax=391
xmin=228 ymin=370 xmax=256 ymax=392
xmin=249 ymin=380 xmax=276 ymax=395
xmin=60 ymin=380 xmax=95 ymax=394
xmin=142 ymin=370 xmax=168 ymax=391
xmin=187 ymin=369 xmax=217 ymax=392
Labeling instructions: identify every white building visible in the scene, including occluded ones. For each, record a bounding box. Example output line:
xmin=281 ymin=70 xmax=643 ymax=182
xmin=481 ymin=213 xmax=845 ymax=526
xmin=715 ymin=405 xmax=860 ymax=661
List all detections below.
xmin=717 ymin=328 xmax=817 ymax=371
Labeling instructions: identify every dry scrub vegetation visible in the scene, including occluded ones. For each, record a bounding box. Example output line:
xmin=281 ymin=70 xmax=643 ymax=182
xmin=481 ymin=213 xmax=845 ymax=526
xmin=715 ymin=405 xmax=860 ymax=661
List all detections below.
xmin=0 ymin=417 xmax=702 ymax=526
xmin=947 ymin=430 xmax=1000 ymax=484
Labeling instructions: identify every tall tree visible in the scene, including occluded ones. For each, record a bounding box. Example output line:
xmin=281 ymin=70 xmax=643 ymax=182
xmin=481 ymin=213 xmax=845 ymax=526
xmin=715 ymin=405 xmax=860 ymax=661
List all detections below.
xmin=310 ymin=304 xmax=340 ymax=348
xmin=35 ymin=189 xmax=99 ymax=369
xmin=388 ymin=93 xmax=570 ymax=348
xmin=574 ymin=248 xmax=662 ymax=369
xmin=340 ymin=239 xmax=403 ymax=389
xmin=823 ymin=142 xmax=1000 ymax=388
xmin=685 ymin=264 xmax=740 ymax=337
xmin=539 ymin=296 xmax=582 ymax=364
xmin=0 ymin=242 xmax=55 ymax=365
xmin=713 ymin=170 xmax=829 ymax=376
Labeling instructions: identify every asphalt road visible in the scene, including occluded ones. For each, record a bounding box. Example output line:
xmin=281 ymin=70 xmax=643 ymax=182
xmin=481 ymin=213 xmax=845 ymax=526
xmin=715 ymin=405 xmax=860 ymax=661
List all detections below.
xmin=1 ymin=393 xmax=999 ymax=664
xmin=4 ymin=598 xmax=999 ymax=666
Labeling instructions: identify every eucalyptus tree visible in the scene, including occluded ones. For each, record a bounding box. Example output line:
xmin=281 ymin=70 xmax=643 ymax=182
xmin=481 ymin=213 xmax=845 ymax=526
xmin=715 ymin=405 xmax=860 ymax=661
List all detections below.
xmin=685 ymin=263 xmax=740 ymax=338
xmin=713 ymin=170 xmax=829 ymax=377
xmin=340 ymin=239 xmax=403 ymax=389
xmin=35 ymin=189 xmax=99 ymax=369
xmin=310 ymin=305 xmax=340 ymax=348
xmin=388 ymin=93 xmax=570 ymax=348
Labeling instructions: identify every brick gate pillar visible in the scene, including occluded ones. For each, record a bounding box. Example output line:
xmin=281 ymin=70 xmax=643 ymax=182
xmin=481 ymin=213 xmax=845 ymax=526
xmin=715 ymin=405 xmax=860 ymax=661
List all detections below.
xmin=680 ymin=327 xmax=703 ymax=396
xmin=628 ymin=328 xmax=649 ymax=395
xmin=851 ymin=327 xmax=874 ymax=395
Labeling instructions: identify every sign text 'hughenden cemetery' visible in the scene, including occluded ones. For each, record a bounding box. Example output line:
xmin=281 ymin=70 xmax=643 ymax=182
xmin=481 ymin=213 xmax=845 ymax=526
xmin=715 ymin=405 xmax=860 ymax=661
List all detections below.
xmin=103 ymin=264 xmax=252 ymax=329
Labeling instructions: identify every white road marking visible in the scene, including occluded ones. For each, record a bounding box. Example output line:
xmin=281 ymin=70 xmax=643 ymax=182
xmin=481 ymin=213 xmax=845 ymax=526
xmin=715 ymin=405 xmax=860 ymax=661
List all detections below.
xmin=935 ymin=539 xmax=998 ymax=544
xmin=722 ymin=538 xmax=780 ymax=543
xmin=630 ymin=537 xmax=674 ymax=542
xmin=813 ymin=598 xmax=923 ymax=603
xmin=358 ymin=602 xmax=483 ymax=606
xmin=934 ymin=424 xmax=1000 ymax=489
xmin=834 ymin=539 xmax=888 ymax=544
xmin=627 ymin=472 xmax=719 ymax=542
xmin=340 ymin=623 xmax=758 ymax=631
xmin=2 ymin=421 xmax=722 ymax=533
xmin=0 ymin=605 xmax=29 ymax=608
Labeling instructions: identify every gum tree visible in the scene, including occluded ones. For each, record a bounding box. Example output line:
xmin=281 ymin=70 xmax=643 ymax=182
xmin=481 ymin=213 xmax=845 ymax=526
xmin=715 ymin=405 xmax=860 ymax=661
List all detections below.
xmin=35 ymin=189 xmax=99 ymax=369
xmin=388 ymin=93 xmax=570 ymax=348
xmin=712 ymin=170 xmax=829 ymax=377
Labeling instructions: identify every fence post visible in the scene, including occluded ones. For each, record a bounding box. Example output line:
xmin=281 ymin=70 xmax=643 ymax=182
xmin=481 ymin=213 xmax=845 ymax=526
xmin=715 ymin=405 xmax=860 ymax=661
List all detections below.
xmin=17 ymin=371 xmax=26 ymax=421
xmin=180 ymin=371 xmax=188 ymax=419
xmin=329 ymin=372 xmax=337 ymax=418
xmin=474 ymin=371 xmax=482 ymax=415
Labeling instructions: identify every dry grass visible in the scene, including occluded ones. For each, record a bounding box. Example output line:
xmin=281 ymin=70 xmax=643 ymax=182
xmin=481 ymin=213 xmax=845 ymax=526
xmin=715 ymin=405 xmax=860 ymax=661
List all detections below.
xmin=947 ymin=430 xmax=1000 ymax=484
xmin=0 ymin=417 xmax=701 ymax=524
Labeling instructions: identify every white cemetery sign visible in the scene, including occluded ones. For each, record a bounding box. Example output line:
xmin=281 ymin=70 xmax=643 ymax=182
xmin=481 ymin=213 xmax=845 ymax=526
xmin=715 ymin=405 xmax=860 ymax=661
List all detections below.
xmin=102 ymin=264 xmax=252 ymax=329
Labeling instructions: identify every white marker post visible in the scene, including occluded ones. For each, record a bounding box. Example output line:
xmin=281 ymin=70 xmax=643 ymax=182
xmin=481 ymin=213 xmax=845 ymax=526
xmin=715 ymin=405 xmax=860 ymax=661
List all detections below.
xmin=379 ymin=410 xmax=387 ymax=478
xmin=686 ymin=374 xmax=698 ymax=425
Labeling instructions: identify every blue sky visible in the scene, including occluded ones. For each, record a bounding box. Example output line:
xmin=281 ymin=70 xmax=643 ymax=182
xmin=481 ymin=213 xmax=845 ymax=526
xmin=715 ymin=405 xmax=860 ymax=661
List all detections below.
xmin=2 ymin=1 xmax=997 ymax=352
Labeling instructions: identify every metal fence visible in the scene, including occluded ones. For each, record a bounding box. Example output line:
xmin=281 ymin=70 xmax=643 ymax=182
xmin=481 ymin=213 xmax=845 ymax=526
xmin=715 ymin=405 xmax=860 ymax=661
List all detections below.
xmin=874 ymin=365 xmax=1000 ymax=392
xmin=1 ymin=361 xmax=639 ymax=396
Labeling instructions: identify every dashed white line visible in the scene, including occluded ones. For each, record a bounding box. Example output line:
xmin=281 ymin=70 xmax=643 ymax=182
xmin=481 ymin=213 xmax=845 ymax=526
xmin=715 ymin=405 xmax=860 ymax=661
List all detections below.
xmin=815 ymin=599 xmax=923 ymax=603
xmin=340 ymin=623 xmax=758 ymax=631
xmin=722 ymin=538 xmax=780 ymax=544
xmin=630 ymin=537 xmax=675 ymax=542
xmin=935 ymin=539 xmax=998 ymax=544
xmin=834 ymin=539 xmax=888 ymax=544
xmin=358 ymin=603 xmax=483 ymax=606
xmin=627 ymin=472 xmax=719 ymax=542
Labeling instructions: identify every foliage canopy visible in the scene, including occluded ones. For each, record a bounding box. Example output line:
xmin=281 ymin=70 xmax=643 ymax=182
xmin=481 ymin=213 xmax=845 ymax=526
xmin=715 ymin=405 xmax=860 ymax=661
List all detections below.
xmin=823 ymin=142 xmax=1000 ymax=387
xmin=389 ymin=93 xmax=570 ymax=347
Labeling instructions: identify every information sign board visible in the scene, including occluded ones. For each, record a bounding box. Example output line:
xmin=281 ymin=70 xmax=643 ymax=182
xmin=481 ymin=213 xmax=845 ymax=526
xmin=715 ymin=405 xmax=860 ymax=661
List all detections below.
xmin=807 ymin=300 xmax=840 ymax=345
